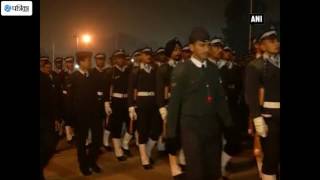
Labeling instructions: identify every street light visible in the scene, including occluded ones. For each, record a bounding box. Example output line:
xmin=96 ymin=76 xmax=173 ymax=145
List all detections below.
xmin=82 ymin=34 xmax=92 ymax=45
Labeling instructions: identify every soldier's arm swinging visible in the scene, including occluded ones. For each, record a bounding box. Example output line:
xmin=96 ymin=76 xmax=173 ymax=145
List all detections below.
xmin=245 ymin=63 xmax=262 ymax=118
xmin=166 ymin=64 xmax=185 ymax=139
xmin=214 ymin=69 xmax=233 ymax=128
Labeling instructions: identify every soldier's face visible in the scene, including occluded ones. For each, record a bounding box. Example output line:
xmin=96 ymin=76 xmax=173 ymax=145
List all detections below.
xmin=190 ymin=41 xmax=209 ymax=60
xmin=65 ymin=62 xmax=74 ymax=70
xmin=141 ymin=53 xmax=152 ymax=64
xmin=222 ymin=51 xmax=232 ymax=61
xmin=80 ymin=58 xmax=92 ymax=70
xmin=115 ymin=57 xmax=126 ymax=67
xmin=40 ymin=60 xmax=45 ymax=68
xmin=43 ymin=64 xmax=52 ymax=74
xmin=95 ymin=58 xmax=105 ymax=68
xmin=171 ymin=44 xmax=182 ymax=61
xmin=261 ymin=37 xmax=280 ymax=54
xmin=209 ymin=44 xmax=223 ymax=59
xmin=155 ymin=53 xmax=168 ymax=63
xmin=182 ymin=51 xmax=191 ymax=60
xmin=55 ymin=62 xmax=63 ymax=69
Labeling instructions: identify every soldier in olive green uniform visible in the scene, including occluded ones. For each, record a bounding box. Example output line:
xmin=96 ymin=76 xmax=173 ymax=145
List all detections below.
xmin=167 ymin=27 xmax=232 ymax=180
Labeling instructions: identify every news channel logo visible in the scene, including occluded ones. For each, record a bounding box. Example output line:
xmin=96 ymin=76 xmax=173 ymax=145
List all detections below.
xmin=4 ymin=4 xmax=11 ymax=12
xmin=1 ymin=1 xmax=33 ymax=16
xmin=249 ymin=14 xmax=264 ymax=24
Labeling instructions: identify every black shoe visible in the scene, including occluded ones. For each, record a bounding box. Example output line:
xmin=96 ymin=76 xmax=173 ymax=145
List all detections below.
xmin=122 ymin=148 xmax=132 ymax=157
xmin=85 ymin=143 xmax=92 ymax=149
xmin=80 ymin=167 xmax=92 ymax=176
xmin=173 ymin=173 xmax=186 ymax=180
xmin=142 ymin=164 xmax=153 ymax=170
xmin=90 ymin=164 xmax=102 ymax=173
xmin=222 ymin=176 xmax=230 ymax=180
xmin=67 ymin=139 xmax=74 ymax=145
xmin=179 ymin=164 xmax=186 ymax=171
xmin=104 ymin=145 xmax=113 ymax=152
xmin=98 ymin=148 xmax=103 ymax=154
xmin=149 ymin=158 xmax=154 ymax=165
xmin=117 ymin=156 xmax=127 ymax=162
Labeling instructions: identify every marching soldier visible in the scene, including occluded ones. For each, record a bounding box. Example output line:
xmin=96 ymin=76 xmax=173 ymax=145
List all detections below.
xmin=220 ymin=46 xmax=243 ymax=179
xmin=152 ymin=47 xmax=167 ymax=154
xmin=167 ymin=27 xmax=233 ymax=180
xmin=247 ymin=37 xmax=265 ymax=179
xmin=208 ymin=37 xmax=224 ymax=65
xmin=121 ymin=49 xmax=143 ymax=150
xmin=245 ymin=27 xmax=280 ymax=180
xmin=40 ymin=56 xmax=49 ymax=71
xmin=156 ymin=38 xmax=186 ymax=180
xmin=52 ymin=57 xmax=65 ymax=134
xmin=70 ymin=51 xmax=103 ymax=176
xmin=128 ymin=47 xmax=162 ymax=169
xmin=90 ymin=53 xmax=112 ymax=152
xmin=106 ymin=49 xmax=130 ymax=161
xmin=40 ymin=59 xmax=59 ymax=180
xmin=62 ymin=56 xmax=76 ymax=143
xmin=181 ymin=45 xmax=192 ymax=62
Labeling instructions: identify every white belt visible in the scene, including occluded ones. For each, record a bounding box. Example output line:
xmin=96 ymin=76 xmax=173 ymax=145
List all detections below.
xmin=137 ymin=91 xmax=155 ymax=96
xmin=112 ymin=93 xmax=128 ymax=98
xmin=263 ymin=101 xmax=280 ymax=109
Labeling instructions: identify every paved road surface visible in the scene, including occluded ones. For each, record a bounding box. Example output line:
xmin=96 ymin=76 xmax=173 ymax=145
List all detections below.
xmin=44 ymin=141 xmax=260 ymax=180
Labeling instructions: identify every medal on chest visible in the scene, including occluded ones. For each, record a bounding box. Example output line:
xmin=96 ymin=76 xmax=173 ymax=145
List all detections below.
xmin=206 ymin=84 xmax=213 ymax=104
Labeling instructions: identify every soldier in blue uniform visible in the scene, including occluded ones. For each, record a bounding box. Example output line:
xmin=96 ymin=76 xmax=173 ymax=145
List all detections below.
xmin=106 ymin=49 xmax=131 ymax=161
xmin=61 ymin=56 xmax=76 ymax=143
xmin=128 ymin=47 xmax=162 ymax=169
xmin=245 ymin=27 xmax=280 ymax=180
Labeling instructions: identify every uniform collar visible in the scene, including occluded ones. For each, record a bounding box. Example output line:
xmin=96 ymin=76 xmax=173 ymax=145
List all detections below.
xmin=208 ymin=57 xmax=217 ymax=64
xmin=216 ymin=59 xmax=227 ymax=69
xmin=168 ymin=59 xmax=178 ymax=67
xmin=114 ymin=64 xmax=127 ymax=72
xmin=256 ymin=53 xmax=262 ymax=59
xmin=190 ymin=56 xmax=207 ymax=68
xmin=78 ymin=68 xmax=89 ymax=76
xmin=95 ymin=66 xmax=105 ymax=72
xmin=140 ymin=63 xmax=152 ymax=73
xmin=227 ymin=61 xmax=233 ymax=69
xmin=65 ymin=69 xmax=74 ymax=74
xmin=263 ymin=53 xmax=280 ymax=68
xmin=156 ymin=62 xmax=162 ymax=66
xmin=54 ymin=69 xmax=62 ymax=74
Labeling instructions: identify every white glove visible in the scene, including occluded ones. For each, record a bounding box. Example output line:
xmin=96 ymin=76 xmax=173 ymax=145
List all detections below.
xmin=129 ymin=106 xmax=138 ymax=121
xmin=159 ymin=107 xmax=168 ymax=122
xmin=253 ymin=116 xmax=268 ymax=138
xmin=104 ymin=102 xmax=112 ymax=116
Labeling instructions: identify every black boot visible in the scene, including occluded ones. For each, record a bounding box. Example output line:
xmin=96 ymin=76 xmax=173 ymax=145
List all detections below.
xmin=179 ymin=164 xmax=186 ymax=171
xmin=122 ymin=148 xmax=132 ymax=157
xmin=117 ymin=156 xmax=127 ymax=162
xmin=80 ymin=166 xmax=92 ymax=176
xmin=173 ymin=173 xmax=186 ymax=180
xmin=142 ymin=164 xmax=153 ymax=170
xmin=90 ymin=164 xmax=102 ymax=173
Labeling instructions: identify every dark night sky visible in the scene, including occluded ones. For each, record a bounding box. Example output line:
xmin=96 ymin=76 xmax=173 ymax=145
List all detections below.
xmin=40 ymin=0 xmax=279 ymax=57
